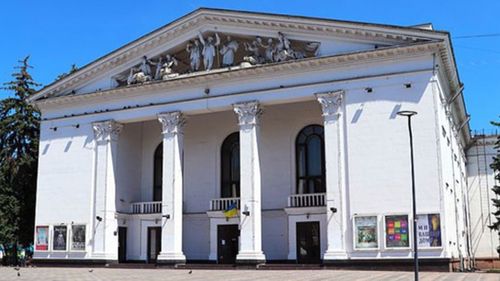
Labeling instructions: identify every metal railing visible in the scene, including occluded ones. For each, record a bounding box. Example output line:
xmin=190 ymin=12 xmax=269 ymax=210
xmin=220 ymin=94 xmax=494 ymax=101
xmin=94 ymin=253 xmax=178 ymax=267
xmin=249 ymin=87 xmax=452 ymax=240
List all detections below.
xmin=209 ymin=197 xmax=240 ymax=211
xmin=288 ymin=193 xmax=326 ymax=208
xmin=130 ymin=201 xmax=162 ymax=214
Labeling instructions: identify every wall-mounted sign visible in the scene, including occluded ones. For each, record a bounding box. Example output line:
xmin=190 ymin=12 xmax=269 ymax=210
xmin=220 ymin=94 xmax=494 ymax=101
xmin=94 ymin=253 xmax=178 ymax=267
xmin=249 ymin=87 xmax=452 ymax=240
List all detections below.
xmin=71 ymin=225 xmax=86 ymax=251
xmin=385 ymin=215 xmax=409 ymax=248
xmin=417 ymin=214 xmax=441 ymax=247
xmin=53 ymin=225 xmax=67 ymax=251
xmin=35 ymin=226 xmax=49 ymax=251
xmin=354 ymin=216 xmax=378 ymax=249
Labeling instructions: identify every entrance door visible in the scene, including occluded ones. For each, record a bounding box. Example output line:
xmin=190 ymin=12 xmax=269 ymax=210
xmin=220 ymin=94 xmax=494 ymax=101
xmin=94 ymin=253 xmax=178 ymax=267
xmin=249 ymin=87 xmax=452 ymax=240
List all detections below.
xmin=147 ymin=227 xmax=162 ymax=263
xmin=296 ymin=222 xmax=321 ymax=263
xmin=118 ymin=227 xmax=127 ymax=263
xmin=217 ymin=224 xmax=239 ymax=264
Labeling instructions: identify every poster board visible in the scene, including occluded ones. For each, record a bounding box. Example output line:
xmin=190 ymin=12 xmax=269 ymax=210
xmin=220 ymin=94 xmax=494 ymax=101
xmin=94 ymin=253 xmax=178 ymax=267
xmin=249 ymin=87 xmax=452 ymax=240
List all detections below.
xmin=384 ymin=215 xmax=410 ymax=248
xmin=35 ymin=226 xmax=49 ymax=251
xmin=353 ymin=216 xmax=378 ymax=249
xmin=71 ymin=225 xmax=86 ymax=251
xmin=52 ymin=225 xmax=67 ymax=251
xmin=416 ymin=214 xmax=442 ymax=248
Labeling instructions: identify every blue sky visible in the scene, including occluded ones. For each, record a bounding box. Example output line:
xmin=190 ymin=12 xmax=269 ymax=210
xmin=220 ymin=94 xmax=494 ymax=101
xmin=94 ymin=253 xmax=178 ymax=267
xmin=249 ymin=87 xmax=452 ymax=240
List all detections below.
xmin=1 ymin=1 xmax=498 ymax=131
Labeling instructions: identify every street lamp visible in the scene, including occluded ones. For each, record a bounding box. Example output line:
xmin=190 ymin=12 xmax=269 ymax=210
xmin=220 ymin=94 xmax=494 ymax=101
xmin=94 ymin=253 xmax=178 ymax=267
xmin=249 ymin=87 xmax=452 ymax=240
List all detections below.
xmin=397 ymin=110 xmax=419 ymax=281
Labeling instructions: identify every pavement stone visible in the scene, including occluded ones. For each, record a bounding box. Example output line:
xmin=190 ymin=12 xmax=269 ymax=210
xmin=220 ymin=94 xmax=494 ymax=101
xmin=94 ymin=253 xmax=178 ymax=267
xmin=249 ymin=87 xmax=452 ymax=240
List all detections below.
xmin=0 ymin=267 xmax=498 ymax=281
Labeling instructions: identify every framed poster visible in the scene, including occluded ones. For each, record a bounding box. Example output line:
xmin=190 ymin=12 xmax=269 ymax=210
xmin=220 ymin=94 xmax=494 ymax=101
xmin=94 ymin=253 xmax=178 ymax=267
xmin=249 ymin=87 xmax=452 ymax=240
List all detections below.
xmin=353 ymin=216 xmax=378 ymax=249
xmin=416 ymin=214 xmax=442 ymax=248
xmin=71 ymin=225 xmax=86 ymax=251
xmin=35 ymin=226 xmax=49 ymax=251
xmin=53 ymin=225 xmax=67 ymax=251
xmin=384 ymin=215 xmax=410 ymax=248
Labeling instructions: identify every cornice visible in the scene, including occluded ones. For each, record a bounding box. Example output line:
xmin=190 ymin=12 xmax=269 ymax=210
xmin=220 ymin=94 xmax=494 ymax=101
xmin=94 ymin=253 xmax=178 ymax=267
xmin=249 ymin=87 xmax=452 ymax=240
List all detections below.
xmin=35 ymin=41 xmax=443 ymax=108
xmin=29 ymin=10 xmax=446 ymax=103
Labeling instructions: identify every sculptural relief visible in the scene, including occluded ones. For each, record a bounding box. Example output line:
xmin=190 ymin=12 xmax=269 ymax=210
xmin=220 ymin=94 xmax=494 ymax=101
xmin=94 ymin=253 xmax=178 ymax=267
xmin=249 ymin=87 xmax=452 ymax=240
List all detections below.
xmin=118 ymin=30 xmax=321 ymax=87
xmin=198 ymin=32 xmax=220 ymax=71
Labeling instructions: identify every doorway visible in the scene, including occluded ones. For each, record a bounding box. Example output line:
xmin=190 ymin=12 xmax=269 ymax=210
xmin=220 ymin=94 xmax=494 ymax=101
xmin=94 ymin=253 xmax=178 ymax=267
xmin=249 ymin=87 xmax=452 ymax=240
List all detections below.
xmin=296 ymin=221 xmax=321 ymax=263
xmin=217 ymin=224 xmax=239 ymax=264
xmin=118 ymin=227 xmax=127 ymax=263
xmin=147 ymin=227 xmax=162 ymax=263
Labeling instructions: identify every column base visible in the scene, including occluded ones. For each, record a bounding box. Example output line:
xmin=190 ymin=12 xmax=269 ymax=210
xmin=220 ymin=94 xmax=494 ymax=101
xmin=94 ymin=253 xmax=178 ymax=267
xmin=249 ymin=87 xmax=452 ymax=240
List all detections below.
xmin=157 ymin=252 xmax=186 ymax=265
xmin=322 ymin=250 xmax=348 ymax=261
xmin=90 ymin=252 xmax=118 ymax=261
xmin=236 ymin=251 xmax=266 ymax=264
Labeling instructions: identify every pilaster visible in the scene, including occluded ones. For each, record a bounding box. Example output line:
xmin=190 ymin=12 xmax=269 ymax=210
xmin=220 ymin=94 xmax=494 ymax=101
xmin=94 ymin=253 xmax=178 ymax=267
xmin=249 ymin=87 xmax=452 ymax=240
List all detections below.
xmin=90 ymin=120 xmax=123 ymax=260
xmin=315 ymin=90 xmax=349 ymax=260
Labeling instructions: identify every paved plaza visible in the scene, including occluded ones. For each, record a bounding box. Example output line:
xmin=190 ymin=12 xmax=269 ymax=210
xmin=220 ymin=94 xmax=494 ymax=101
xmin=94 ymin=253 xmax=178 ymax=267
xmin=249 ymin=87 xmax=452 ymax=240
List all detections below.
xmin=0 ymin=267 xmax=498 ymax=281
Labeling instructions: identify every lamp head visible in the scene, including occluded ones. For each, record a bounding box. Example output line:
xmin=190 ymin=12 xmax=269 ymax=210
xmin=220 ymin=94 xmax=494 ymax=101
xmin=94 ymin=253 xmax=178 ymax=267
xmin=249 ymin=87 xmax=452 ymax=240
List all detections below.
xmin=396 ymin=110 xmax=418 ymax=117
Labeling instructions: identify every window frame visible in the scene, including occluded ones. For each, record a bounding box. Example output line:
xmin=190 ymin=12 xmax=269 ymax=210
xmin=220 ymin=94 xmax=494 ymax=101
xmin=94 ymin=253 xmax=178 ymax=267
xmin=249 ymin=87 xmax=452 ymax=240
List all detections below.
xmin=295 ymin=124 xmax=326 ymax=194
xmin=220 ymin=132 xmax=240 ymax=198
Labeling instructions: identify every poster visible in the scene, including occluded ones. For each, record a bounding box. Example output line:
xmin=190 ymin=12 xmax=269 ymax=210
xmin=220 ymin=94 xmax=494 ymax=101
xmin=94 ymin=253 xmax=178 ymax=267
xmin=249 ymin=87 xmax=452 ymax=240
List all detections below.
xmin=53 ymin=225 xmax=67 ymax=251
xmin=354 ymin=216 xmax=378 ymax=249
xmin=385 ymin=215 xmax=409 ymax=248
xmin=417 ymin=214 xmax=441 ymax=247
xmin=71 ymin=225 xmax=86 ymax=251
xmin=35 ymin=226 xmax=49 ymax=251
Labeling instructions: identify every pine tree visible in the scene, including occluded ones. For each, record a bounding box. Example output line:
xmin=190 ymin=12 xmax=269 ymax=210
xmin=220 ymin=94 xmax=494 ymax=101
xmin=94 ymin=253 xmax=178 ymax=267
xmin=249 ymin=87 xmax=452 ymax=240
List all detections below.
xmin=0 ymin=56 xmax=41 ymax=251
xmin=488 ymin=120 xmax=500 ymax=255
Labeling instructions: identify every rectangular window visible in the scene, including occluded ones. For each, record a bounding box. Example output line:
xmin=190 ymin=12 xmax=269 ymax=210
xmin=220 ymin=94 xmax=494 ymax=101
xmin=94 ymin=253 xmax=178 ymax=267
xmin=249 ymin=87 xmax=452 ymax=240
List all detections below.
xmin=71 ymin=225 xmax=86 ymax=251
xmin=53 ymin=225 xmax=68 ymax=251
xmin=384 ymin=215 xmax=410 ymax=248
xmin=353 ymin=216 xmax=378 ymax=250
xmin=35 ymin=226 xmax=49 ymax=251
xmin=416 ymin=214 xmax=442 ymax=247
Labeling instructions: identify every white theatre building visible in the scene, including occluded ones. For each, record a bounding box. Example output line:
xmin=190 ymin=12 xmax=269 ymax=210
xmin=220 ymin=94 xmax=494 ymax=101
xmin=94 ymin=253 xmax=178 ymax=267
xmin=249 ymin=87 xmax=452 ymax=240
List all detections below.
xmin=30 ymin=9 xmax=477 ymax=269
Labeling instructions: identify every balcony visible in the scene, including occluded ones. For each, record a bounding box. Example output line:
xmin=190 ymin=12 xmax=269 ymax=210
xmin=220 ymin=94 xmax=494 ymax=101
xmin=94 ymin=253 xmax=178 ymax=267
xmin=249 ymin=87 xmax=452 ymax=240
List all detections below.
xmin=209 ymin=197 xmax=240 ymax=211
xmin=287 ymin=193 xmax=325 ymax=208
xmin=130 ymin=201 xmax=162 ymax=214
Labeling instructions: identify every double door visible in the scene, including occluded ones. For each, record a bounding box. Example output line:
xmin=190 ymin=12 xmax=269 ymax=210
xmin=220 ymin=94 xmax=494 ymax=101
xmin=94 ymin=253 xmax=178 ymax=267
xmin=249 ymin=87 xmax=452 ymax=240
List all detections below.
xmin=296 ymin=221 xmax=321 ymax=263
xmin=217 ymin=224 xmax=239 ymax=264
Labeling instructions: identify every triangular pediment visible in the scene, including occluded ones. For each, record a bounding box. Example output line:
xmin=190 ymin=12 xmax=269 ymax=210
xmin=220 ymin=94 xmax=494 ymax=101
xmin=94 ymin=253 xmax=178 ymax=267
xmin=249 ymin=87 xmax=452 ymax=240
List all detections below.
xmin=30 ymin=8 xmax=454 ymax=103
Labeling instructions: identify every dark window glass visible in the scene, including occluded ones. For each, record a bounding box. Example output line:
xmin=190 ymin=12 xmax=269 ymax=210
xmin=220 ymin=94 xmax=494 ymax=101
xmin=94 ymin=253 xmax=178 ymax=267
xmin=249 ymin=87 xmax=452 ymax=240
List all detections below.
xmin=221 ymin=132 xmax=240 ymax=198
xmin=296 ymin=125 xmax=325 ymax=194
xmin=153 ymin=143 xmax=163 ymax=201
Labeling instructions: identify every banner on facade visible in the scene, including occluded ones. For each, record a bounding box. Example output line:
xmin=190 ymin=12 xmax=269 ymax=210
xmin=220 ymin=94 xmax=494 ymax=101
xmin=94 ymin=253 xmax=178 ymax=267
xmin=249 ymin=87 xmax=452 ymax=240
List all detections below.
xmin=53 ymin=225 xmax=67 ymax=251
xmin=416 ymin=214 xmax=441 ymax=247
xmin=385 ymin=215 xmax=409 ymax=248
xmin=35 ymin=226 xmax=49 ymax=251
xmin=71 ymin=225 xmax=86 ymax=251
xmin=354 ymin=216 xmax=378 ymax=249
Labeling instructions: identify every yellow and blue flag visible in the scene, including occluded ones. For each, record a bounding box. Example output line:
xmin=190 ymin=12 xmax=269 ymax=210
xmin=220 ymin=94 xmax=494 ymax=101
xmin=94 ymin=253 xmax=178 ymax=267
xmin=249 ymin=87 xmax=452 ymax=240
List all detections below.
xmin=224 ymin=202 xmax=238 ymax=218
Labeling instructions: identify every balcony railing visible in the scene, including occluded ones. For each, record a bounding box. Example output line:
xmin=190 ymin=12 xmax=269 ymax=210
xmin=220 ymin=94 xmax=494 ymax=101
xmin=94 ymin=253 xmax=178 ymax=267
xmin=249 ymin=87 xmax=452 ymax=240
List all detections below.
xmin=131 ymin=201 xmax=162 ymax=214
xmin=209 ymin=197 xmax=240 ymax=211
xmin=288 ymin=193 xmax=325 ymax=208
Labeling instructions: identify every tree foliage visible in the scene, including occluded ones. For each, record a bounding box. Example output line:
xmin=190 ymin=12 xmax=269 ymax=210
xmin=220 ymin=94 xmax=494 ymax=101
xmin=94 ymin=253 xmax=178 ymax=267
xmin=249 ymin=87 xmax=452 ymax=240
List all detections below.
xmin=0 ymin=56 xmax=40 ymax=246
xmin=488 ymin=120 xmax=500 ymax=255
xmin=55 ymin=64 xmax=78 ymax=81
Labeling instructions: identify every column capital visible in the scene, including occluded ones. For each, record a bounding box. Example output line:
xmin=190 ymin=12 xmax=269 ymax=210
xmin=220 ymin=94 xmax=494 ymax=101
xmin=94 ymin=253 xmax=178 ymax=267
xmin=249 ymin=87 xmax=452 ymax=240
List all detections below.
xmin=233 ymin=100 xmax=262 ymax=127
xmin=315 ymin=90 xmax=344 ymax=117
xmin=92 ymin=120 xmax=123 ymax=142
xmin=158 ymin=111 xmax=185 ymax=136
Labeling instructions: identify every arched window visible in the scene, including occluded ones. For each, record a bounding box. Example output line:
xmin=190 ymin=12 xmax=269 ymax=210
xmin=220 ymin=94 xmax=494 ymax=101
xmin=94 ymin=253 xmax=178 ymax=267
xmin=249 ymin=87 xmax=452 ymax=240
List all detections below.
xmin=221 ymin=132 xmax=240 ymax=198
xmin=296 ymin=125 xmax=325 ymax=194
xmin=153 ymin=143 xmax=162 ymax=201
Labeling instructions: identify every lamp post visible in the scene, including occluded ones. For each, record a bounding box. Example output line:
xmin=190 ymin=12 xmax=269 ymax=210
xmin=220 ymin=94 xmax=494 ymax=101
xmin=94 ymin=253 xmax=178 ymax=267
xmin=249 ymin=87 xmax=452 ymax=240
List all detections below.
xmin=397 ymin=110 xmax=418 ymax=281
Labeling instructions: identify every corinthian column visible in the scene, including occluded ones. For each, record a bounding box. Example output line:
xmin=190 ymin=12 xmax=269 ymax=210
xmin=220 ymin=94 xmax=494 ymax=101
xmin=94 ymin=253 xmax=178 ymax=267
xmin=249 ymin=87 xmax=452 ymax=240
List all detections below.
xmin=91 ymin=120 xmax=123 ymax=260
xmin=233 ymin=101 xmax=266 ymax=264
xmin=316 ymin=90 xmax=349 ymax=261
xmin=156 ymin=111 xmax=186 ymax=264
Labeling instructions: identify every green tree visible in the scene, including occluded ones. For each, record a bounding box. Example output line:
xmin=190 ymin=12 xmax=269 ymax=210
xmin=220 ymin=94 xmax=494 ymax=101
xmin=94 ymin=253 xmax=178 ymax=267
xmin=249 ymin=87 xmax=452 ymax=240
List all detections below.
xmin=55 ymin=64 xmax=78 ymax=81
xmin=0 ymin=56 xmax=40 ymax=253
xmin=489 ymin=119 xmax=500 ymax=255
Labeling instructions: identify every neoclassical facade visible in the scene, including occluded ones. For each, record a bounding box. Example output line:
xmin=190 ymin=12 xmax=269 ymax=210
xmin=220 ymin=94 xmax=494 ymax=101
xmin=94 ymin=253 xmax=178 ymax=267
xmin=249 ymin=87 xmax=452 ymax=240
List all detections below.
xmin=30 ymin=9 xmax=475 ymax=270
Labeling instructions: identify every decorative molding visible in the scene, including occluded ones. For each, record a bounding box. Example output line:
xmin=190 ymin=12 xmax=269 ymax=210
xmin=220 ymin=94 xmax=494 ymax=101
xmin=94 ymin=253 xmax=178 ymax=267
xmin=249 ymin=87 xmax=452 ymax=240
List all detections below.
xmin=92 ymin=120 xmax=123 ymax=142
xmin=233 ymin=100 xmax=262 ymax=127
xmin=158 ymin=111 xmax=185 ymax=135
xmin=316 ymin=90 xmax=344 ymax=117
xmin=30 ymin=9 xmax=451 ymax=103
xmin=35 ymin=41 xmax=443 ymax=109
